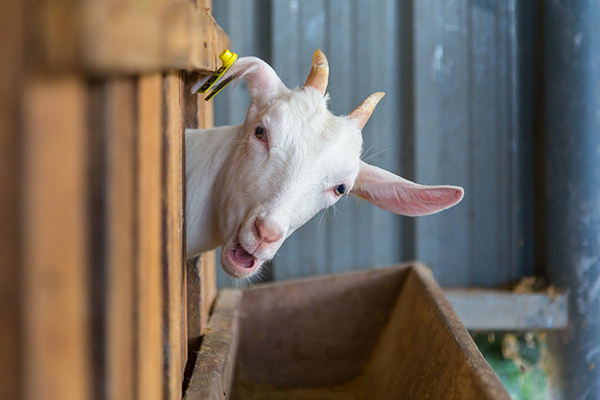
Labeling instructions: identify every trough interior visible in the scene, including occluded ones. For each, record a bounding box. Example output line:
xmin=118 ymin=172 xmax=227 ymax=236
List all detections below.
xmin=229 ymin=265 xmax=508 ymax=400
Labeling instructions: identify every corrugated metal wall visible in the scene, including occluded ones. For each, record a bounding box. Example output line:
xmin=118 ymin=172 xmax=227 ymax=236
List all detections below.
xmin=212 ymin=0 xmax=534 ymax=287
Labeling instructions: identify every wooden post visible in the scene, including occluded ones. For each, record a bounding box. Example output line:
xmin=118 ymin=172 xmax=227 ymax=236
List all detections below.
xmin=162 ymin=71 xmax=185 ymax=400
xmin=0 ymin=0 xmax=24 ymax=396
xmin=185 ymin=68 xmax=217 ymax=347
xmin=103 ymin=80 xmax=137 ymax=400
xmin=1 ymin=0 xmax=228 ymax=397
xmin=22 ymin=77 xmax=92 ymax=400
xmin=136 ymin=74 xmax=164 ymax=400
xmin=198 ymin=99 xmax=217 ymax=332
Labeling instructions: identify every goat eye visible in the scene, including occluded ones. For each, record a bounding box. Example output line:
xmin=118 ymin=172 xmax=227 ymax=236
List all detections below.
xmin=255 ymin=125 xmax=266 ymax=140
xmin=334 ymin=184 xmax=347 ymax=196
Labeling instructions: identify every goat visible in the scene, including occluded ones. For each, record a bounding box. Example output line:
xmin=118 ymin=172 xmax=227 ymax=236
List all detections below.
xmin=186 ymin=50 xmax=464 ymax=278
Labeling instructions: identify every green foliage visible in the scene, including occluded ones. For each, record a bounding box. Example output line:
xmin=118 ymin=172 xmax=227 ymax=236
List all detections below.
xmin=473 ymin=332 xmax=547 ymax=400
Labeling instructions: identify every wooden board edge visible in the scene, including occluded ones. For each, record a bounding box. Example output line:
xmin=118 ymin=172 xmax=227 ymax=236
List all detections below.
xmin=183 ymin=289 xmax=242 ymax=400
xmin=409 ymin=264 xmax=512 ymax=399
xmin=29 ymin=0 xmax=230 ymax=75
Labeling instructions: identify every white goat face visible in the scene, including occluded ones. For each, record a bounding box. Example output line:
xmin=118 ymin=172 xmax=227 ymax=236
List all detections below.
xmin=213 ymin=50 xmax=464 ymax=279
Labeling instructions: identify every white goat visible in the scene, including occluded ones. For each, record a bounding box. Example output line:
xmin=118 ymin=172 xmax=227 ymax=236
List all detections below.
xmin=186 ymin=50 xmax=463 ymax=278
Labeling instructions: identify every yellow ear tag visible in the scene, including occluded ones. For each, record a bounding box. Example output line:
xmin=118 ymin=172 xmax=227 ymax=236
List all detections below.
xmin=194 ymin=49 xmax=238 ymax=101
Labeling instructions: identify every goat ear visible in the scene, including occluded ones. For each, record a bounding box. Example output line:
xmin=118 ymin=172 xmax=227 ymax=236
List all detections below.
xmin=351 ymin=161 xmax=464 ymax=216
xmin=219 ymin=57 xmax=285 ymax=104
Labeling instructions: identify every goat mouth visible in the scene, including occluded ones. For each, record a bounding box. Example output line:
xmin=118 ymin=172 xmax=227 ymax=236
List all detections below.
xmin=222 ymin=242 xmax=261 ymax=277
xmin=230 ymin=243 xmax=255 ymax=268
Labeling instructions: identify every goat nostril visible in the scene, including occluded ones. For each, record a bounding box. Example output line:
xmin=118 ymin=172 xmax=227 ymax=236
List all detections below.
xmin=254 ymin=218 xmax=261 ymax=238
xmin=255 ymin=219 xmax=283 ymax=243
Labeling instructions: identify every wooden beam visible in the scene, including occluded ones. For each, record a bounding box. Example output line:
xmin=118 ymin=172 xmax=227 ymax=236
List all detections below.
xmin=444 ymin=288 xmax=569 ymax=331
xmin=186 ymin=257 xmax=204 ymax=348
xmin=136 ymin=74 xmax=164 ymax=400
xmin=162 ymin=71 xmax=185 ymax=400
xmin=104 ymin=79 xmax=137 ymax=400
xmin=362 ymin=266 xmax=510 ymax=399
xmin=29 ymin=0 xmax=229 ymax=75
xmin=0 ymin=0 xmax=24 ymax=396
xmin=186 ymin=90 xmax=217 ymax=347
xmin=183 ymin=290 xmax=241 ymax=400
xmin=22 ymin=76 xmax=91 ymax=400
xmin=198 ymin=99 xmax=217 ymax=334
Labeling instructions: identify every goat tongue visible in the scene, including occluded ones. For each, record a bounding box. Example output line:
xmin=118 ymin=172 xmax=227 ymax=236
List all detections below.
xmin=231 ymin=244 xmax=254 ymax=269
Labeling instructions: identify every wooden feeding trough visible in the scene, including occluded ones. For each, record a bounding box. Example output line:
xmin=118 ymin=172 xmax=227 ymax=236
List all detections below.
xmin=184 ymin=263 xmax=511 ymax=399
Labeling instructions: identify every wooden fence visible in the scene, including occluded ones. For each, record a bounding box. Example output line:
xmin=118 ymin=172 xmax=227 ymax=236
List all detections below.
xmin=0 ymin=0 xmax=227 ymax=399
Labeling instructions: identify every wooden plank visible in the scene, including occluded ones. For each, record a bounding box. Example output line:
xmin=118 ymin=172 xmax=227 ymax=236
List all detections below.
xmin=104 ymin=79 xmax=136 ymax=400
xmin=136 ymin=74 xmax=164 ymax=400
xmin=444 ymin=288 xmax=569 ymax=331
xmin=362 ymin=265 xmax=511 ymax=399
xmin=162 ymin=71 xmax=184 ymax=400
xmin=197 ymin=99 xmax=217 ymax=332
xmin=181 ymin=255 xmax=188 ymax=373
xmin=176 ymin=71 xmax=188 ymax=376
xmin=0 ymin=0 xmax=23 ymax=396
xmin=197 ymin=89 xmax=214 ymax=128
xmin=184 ymin=72 xmax=202 ymax=129
xmin=201 ymin=252 xmax=217 ymax=329
xmin=179 ymin=70 xmax=190 ymax=373
xmin=29 ymin=0 xmax=229 ymax=75
xmin=186 ymin=257 xmax=204 ymax=346
xmin=183 ymin=290 xmax=241 ymax=400
xmin=26 ymin=0 xmax=81 ymax=71
xmin=185 ymin=97 xmax=216 ymax=346
xmin=22 ymin=76 xmax=91 ymax=400
xmin=182 ymin=69 xmax=198 ymax=350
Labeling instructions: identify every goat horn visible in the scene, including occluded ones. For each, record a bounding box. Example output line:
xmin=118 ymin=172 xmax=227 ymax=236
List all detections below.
xmin=303 ymin=49 xmax=329 ymax=95
xmin=349 ymin=92 xmax=385 ymax=130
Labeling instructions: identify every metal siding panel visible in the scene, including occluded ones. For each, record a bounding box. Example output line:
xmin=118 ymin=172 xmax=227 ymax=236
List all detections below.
xmin=272 ymin=0 xmax=301 ymax=86
xmin=368 ymin=0 xmax=402 ymax=269
xmin=414 ymin=0 xmax=473 ymax=286
xmin=470 ymin=0 xmax=501 ymax=286
xmin=213 ymin=0 xmax=254 ymax=127
xmin=515 ymin=0 xmax=535 ymax=280
xmin=326 ymin=0 xmax=356 ymax=275
xmin=398 ymin=0 xmax=417 ymax=262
